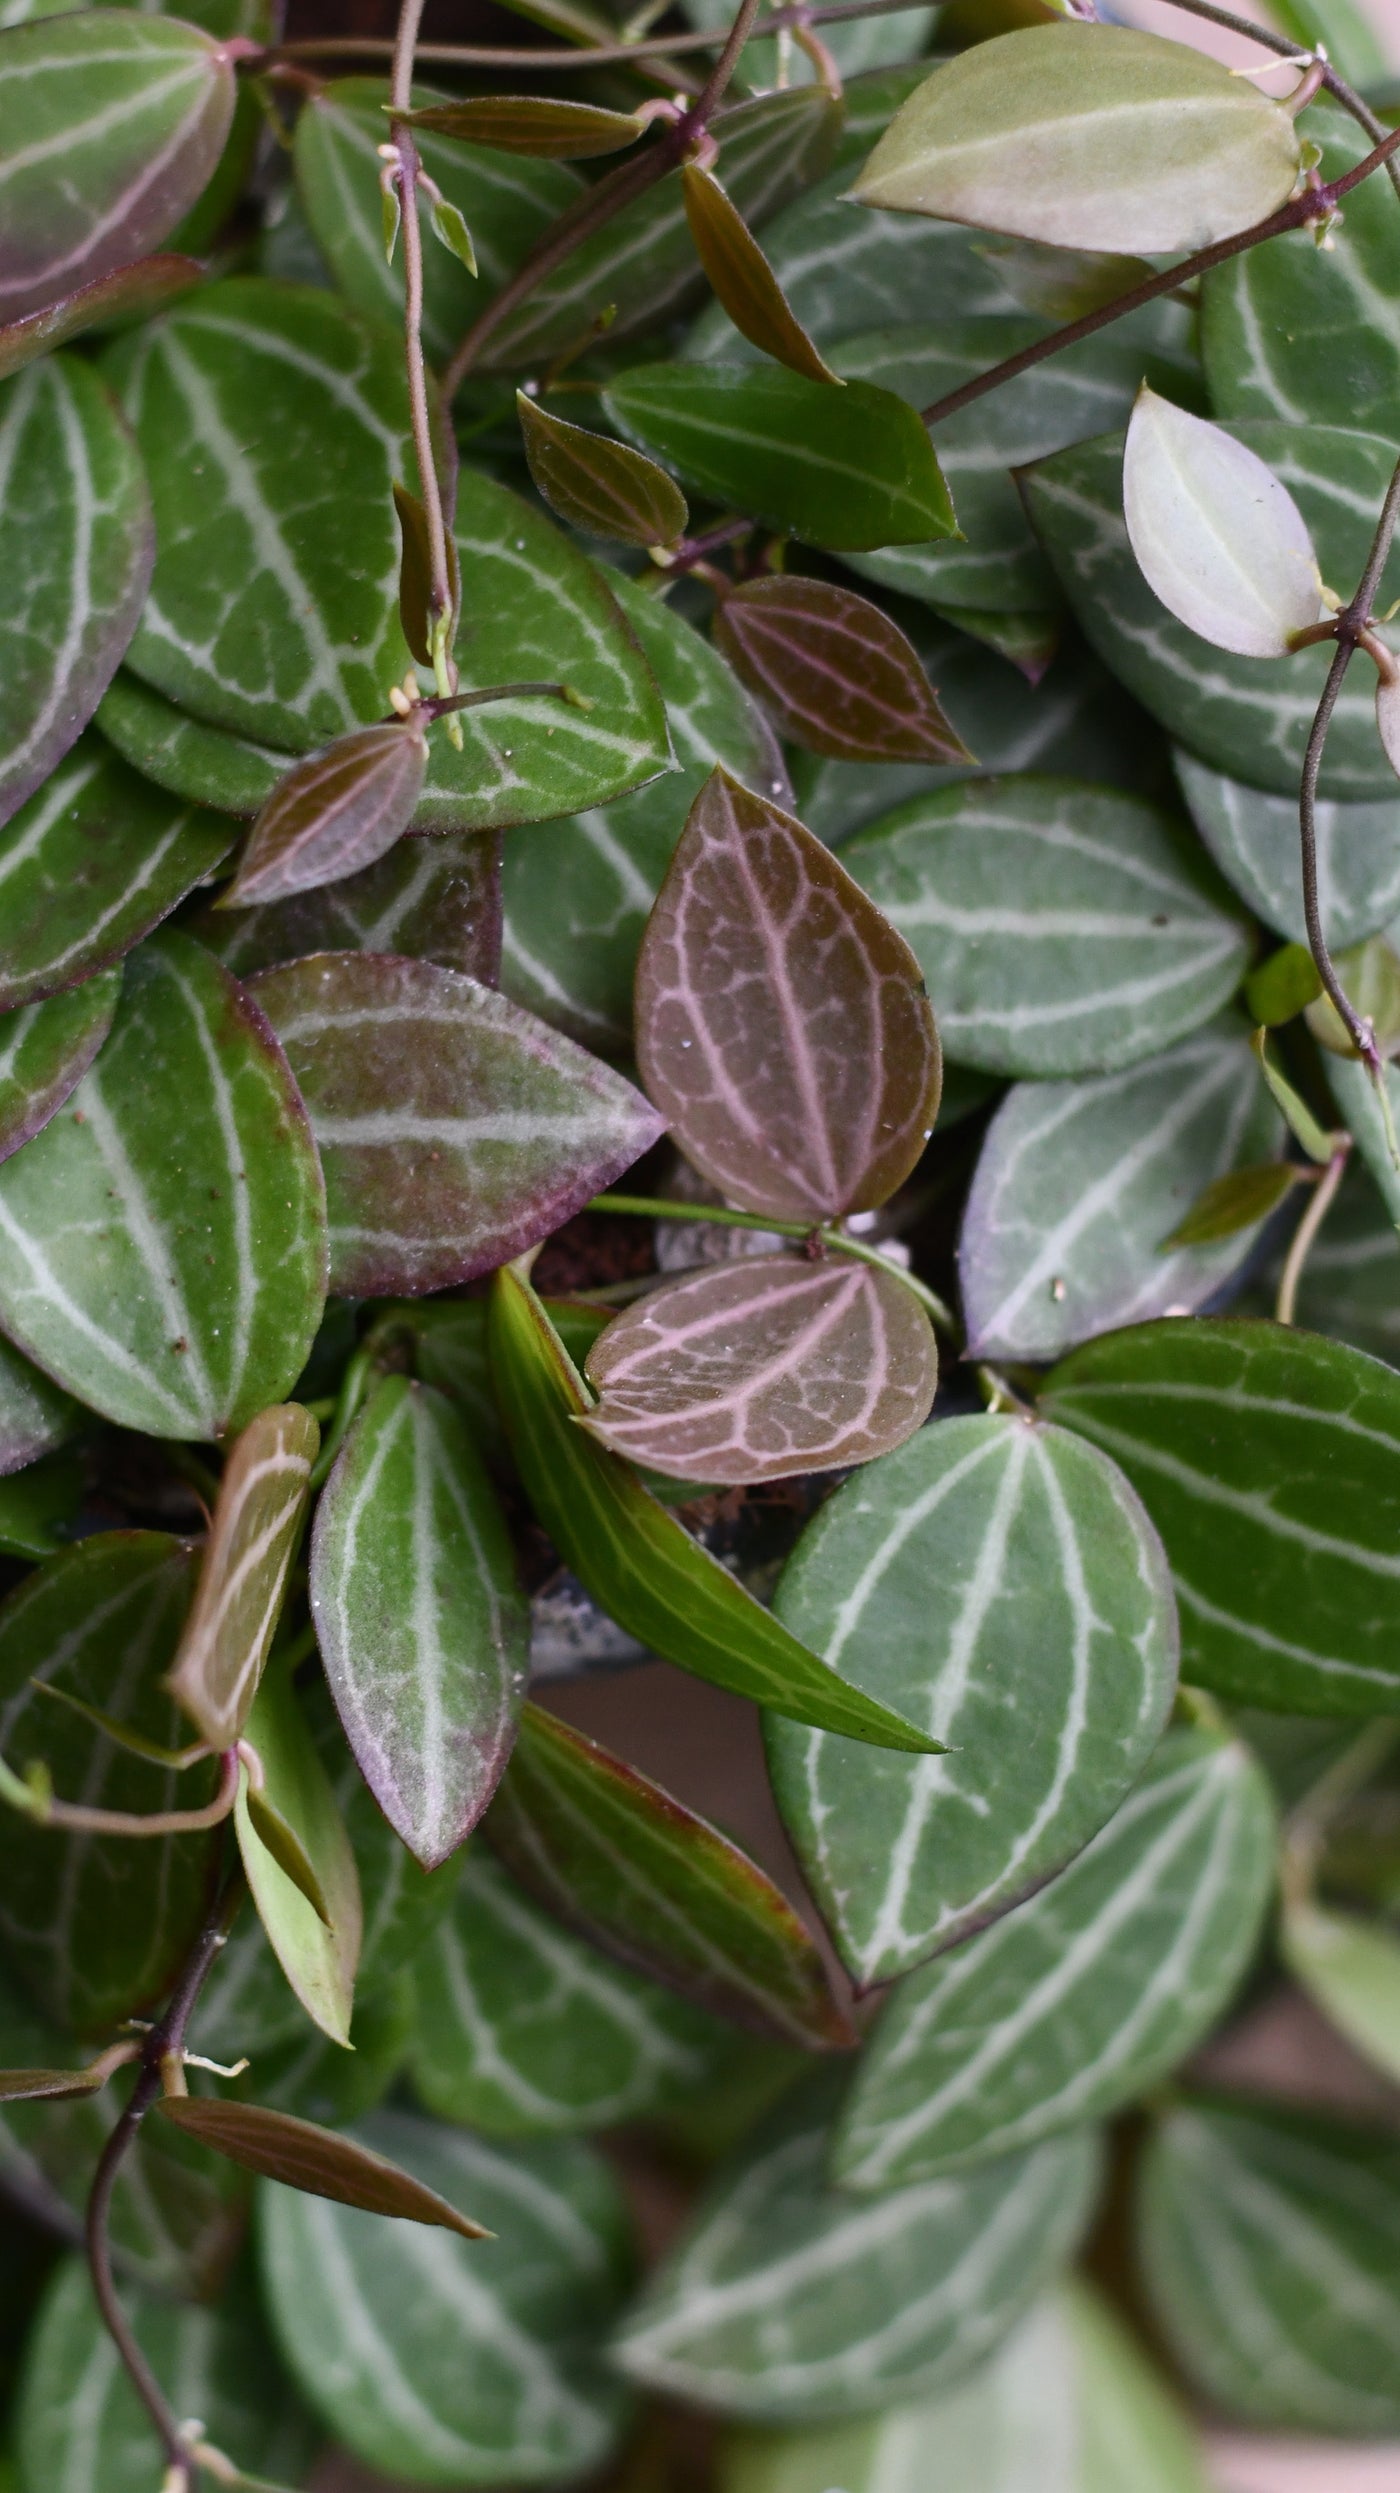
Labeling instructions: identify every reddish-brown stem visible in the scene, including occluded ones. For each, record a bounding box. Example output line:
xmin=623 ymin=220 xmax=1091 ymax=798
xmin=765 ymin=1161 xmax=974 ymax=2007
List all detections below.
xmin=1149 ymin=0 xmax=1400 ymax=209
xmin=389 ymin=0 xmax=455 ymax=687
xmin=261 ymin=0 xmax=930 ymax=73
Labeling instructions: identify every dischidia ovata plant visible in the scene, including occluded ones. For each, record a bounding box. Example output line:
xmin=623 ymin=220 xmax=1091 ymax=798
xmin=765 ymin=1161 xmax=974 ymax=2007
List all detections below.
xmin=2 ymin=0 xmax=1400 ymax=2483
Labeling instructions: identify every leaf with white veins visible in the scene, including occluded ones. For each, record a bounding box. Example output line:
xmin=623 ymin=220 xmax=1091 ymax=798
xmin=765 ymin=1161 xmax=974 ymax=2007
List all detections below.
xmin=0 ymin=974 xmax=122 ymax=1167
xmin=167 ymin=1405 xmax=320 ymax=1752
xmin=224 ymin=722 xmax=429 ymax=909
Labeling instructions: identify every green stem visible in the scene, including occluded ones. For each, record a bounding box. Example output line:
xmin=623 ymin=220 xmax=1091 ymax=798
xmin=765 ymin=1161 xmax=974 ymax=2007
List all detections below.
xmin=586 ymin=1191 xmax=960 ymax=1338
xmin=308 ymin=1345 xmax=375 ymax=1491
xmin=1275 ymin=1141 xmax=1350 ymax=1326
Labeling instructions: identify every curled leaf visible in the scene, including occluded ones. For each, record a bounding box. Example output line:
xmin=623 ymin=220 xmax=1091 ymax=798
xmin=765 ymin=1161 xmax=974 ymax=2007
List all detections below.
xmin=680 ymin=164 xmax=840 ymax=387
xmin=222 ymin=725 xmax=429 ymax=911
xmin=244 ymin=1786 xmax=332 ymax=1928
xmin=157 ymin=2099 xmax=491 ymax=2237
xmin=166 ymin=1405 xmax=320 ymax=1752
xmin=713 ymin=576 xmax=972 ymax=765
xmin=1159 ymin=1161 xmax=1305 ymax=1250
xmin=393 ymin=482 xmax=461 ymax=671
xmin=235 ymin=1665 xmax=361 ymax=2048
xmin=1123 ymin=389 xmax=1322 ymax=659
xmin=517 ymin=394 xmax=688 ymax=549
xmin=0 ymin=255 xmax=202 ymax=384
xmin=401 ymin=95 xmax=646 ymax=158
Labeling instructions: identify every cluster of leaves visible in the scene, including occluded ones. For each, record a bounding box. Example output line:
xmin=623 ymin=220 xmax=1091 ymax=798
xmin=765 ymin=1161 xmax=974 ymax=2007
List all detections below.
xmin=5 ymin=0 xmax=1400 ymax=2485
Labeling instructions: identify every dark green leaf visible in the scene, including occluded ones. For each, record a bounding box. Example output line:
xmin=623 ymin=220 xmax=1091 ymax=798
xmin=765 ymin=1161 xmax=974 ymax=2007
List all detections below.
xmin=682 ymin=164 xmax=840 ymax=387
xmin=236 ymin=1662 xmax=361 ymax=2047
xmin=0 ymin=1449 xmax=84 ymax=1561
xmin=0 ymin=2065 xmax=106 ymax=2102
xmin=166 ymin=1404 xmax=319 ymax=1751
xmin=98 ymin=673 xmax=289 ymax=818
xmin=1252 ymin=1025 xmax=1334 ymax=1167
xmin=0 ymin=253 xmax=201 ymax=382
xmin=713 ymin=576 xmax=970 ymax=765
xmin=518 ymin=394 xmax=688 ymax=548
xmin=159 ymin=2097 xmax=491 ymax=2236
xmin=249 ymin=1974 xmax=415 ymax=2130
xmin=0 ymin=973 xmax=121 ymax=1166
xmin=223 ymin=722 xmax=429 ymax=909
xmin=1160 ymin=1161 xmax=1304 ymax=1250
xmin=404 ymin=94 xmax=646 ymax=158
xmin=199 ymin=825 xmax=500 ymax=985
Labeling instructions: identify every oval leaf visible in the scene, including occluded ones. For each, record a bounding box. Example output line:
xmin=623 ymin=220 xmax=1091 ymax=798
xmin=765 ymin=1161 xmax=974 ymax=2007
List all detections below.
xmin=158 ymin=2097 xmax=490 ymax=2237
xmin=0 ymin=974 xmax=122 ymax=1167
xmin=403 ymin=94 xmax=646 ymax=158
xmin=167 ymin=1404 xmax=320 ymax=1752
xmin=518 ymin=393 xmax=688 ymax=549
xmin=1123 ymin=390 xmax=1321 ymax=660
xmin=236 ymin=1663 xmax=362 ymax=2048
xmin=714 ymin=576 xmax=970 ymax=766
xmin=0 ymin=252 xmax=202 ymax=383
xmin=580 ymin=1254 xmax=937 ymax=1485
xmin=681 ymin=164 xmax=840 ymax=387
xmin=223 ymin=722 xmax=429 ymax=910
xmin=310 ymin=1376 xmax=529 ymax=1869
xmin=766 ymin=1414 xmax=1178 ymax=1985
xmin=636 ymin=767 xmax=941 ymax=1221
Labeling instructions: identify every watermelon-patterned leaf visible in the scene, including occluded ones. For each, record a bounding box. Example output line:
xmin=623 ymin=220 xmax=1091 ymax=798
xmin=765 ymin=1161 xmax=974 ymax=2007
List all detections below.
xmin=167 ymin=1405 xmax=320 ymax=1753
xmin=1174 ymin=747 xmax=1400 ymax=954
xmin=198 ymin=826 xmax=501 ymax=986
xmin=713 ymin=576 xmax=971 ymax=766
xmin=0 ymin=973 xmax=122 ymax=1167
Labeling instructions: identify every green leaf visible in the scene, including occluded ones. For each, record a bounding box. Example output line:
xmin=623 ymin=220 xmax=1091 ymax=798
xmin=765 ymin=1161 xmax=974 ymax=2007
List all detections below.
xmin=159 ymin=2097 xmax=491 ymax=2235
xmin=1025 ymin=423 xmax=1400 ymax=801
xmin=487 ymin=1700 xmax=856 ymax=2049
xmin=0 ymin=1449 xmax=82 ymax=1560
xmin=852 ymin=25 xmax=1300 ymax=252
xmin=1251 ymin=1025 xmax=1335 ymax=1166
xmin=1306 ymin=933 xmax=1400 ymax=1059
xmin=236 ymin=1662 xmax=362 ymax=2048
xmin=0 ymin=973 xmax=121 ymax=1166
xmin=0 ymin=251 xmax=201 ymax=382
xmin=310 ymin=1376 xmax=529 ymax=1869
xmin=98 ymin=672 xmax=290 ymax=818
xmin=767 ymin=1414 xmax=1178 ymax=1985
xmin=1138 ymin=2097 xmax=1400 ymax=2433
xmin=250 ymin=951 xmax=663 ymax=1298
xmin=605 ymin=363 xmax=955 ymax=554
xmin=1268 ymin=0 xmax=1386 ymax=83
xmin=682 ymin=163 xmax=840 ymax=387
xmin=167 ymin=1405 xmax=320 ymax=1752
xmin=1160 ymin=1160 xmax=1304 ymax=1249
xmin=834 ymin=1729 xmax=1274 ymax=2188
xmin=844 ymin=775 xmax=1249 ymax=1079
xmin=247 ymin=1973 xmax=415 ymax=2130
xmin=14 ymin=2257 xmax=316 ymax=2493
xmin=428 ymin=190 xmax=477 ymax=275
xmin=223 ymin=722 xmax=429 ymax=909
xmin=0 ymin=11 xmax=235 ymax=323
xmin=258 ymin=2110 xmax=633 ymax=2485
xmin=0 ymin=1532 xmax=218 ymax=2028
xmin=1283 ymin=1898 xmax=1400 ymax=2085
xmin=614 ymin=2071 xmax=1100 ymax=2422
xmin=1123 ymin=389 xmax=1322 ymax=659
xmin=200 ymin=826 xmax=501 ymax=985
xmin=960 ymin=1021 xmax=1283 ymax=1362
xmin=518 ymin=394 xmax=689 ymax=548
xmin=0 ymin=356 xmax=152 ymax=830
xmin=1244 ymin=942 xmax=1323 ymax=1029
xmin=0 ymin=737 xmax=234 ymax=1009
xmin=403 ymin=94 xmax=647 ymax=158
xmin=1042 ymin=1316 xmax=1400 ymax=1715
xmin=0 ymin=929 xmax=327 ymax=1440
xmin=411 ymin=1847 xmax=728 ymax=2136
xmin=0 ymin=1337 xmax=76 ymax=1481
xmin=713 ymin=575 xmax=970 ymax=765
xmin=487 ymin=1264 xmax=938 ymax=1755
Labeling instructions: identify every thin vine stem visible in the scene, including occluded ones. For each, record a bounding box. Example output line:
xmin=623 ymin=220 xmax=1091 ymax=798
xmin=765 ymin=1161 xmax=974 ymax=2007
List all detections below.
xmin=586 ymin=1190 xmax=960 ymax=1338
xmin=265 ymin=0 xmax=928 ymax=72
xmin=1274 ymin=1140 xmax=1350 ymax=1326
xmin=389 ymin=0 xmax=456 ymax=691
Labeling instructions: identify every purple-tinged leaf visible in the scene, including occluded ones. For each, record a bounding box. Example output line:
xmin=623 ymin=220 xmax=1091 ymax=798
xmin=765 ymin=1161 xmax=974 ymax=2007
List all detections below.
xmin=0 ymin=254 xmax=202 ymax=383
xmin=487 ymin=1701 xmax=856 ymax=2049
xmin=0 ymin=2066 xmax=107 ymax=2103
xmin=0 ymin=973 xmax=122 ymax=1167
xmin=518 ymin=394 xmax=688 ymax=550
xmin=582 ymin=1255 xmax=938 ymax=1485
xmin=236 ymin=1662 xmax=361 ymax=2048
xmin=394 ymin=482 xmax=462 ymax=671
xmin=311 ymin=1378 xmax=529 ymax=1871
xmin=681 ymin=164 xmax=841 ymax=388
xmin=635 ymin=768 xmax=942 ymax=1222
xmin=402 ymin=95 xmax=646 ymax=158
xmin=196 ymin=830 xmax=502 ymax=987
xmin=166 ymin=1405 xmax=320 ymax=1753
xmin=713 ymin=577 xmax=974 ymax=766
xmin=158 ymin=2098 xmax=491 ymax=2236
xmin=223 ymin=724 xmax=430 ymax=911
xmin=250 ymin=951 xmax=664 ymax=1297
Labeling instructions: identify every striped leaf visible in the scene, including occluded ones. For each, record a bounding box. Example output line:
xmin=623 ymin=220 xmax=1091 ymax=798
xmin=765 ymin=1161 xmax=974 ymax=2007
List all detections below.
xmin=0 ymin=356 xmax=152 ymax=831
xmin=1138 ymin=2098 xmax=1400 ymax=2434
xmin=500 ymin=568 xmax=785 ymax=1053
xmin=834 ymin=1729 xmax=1275 ymax=2189
xmin=613 ymin=2072 xmax=1100 ymax=2422
xmin=681 ymin=164 xmax=839 ymax=387
xmin=0 ymin=11 xmax=235 ymax=323
xmin=14 ymin=2258 xmax=315 ymax=2493
xmin=581 ymin=1255 xmax=937 ymax=1486
xmin=1175 ymin=748 xmax=1400 ymax=952
xmin=0 ymin=1532 xmax=219 ymax=2030
xmin=0 ymin=973 xmax=121 ymax=1166
xmin=168 ymin=1404 xmax=319 ymax=1752
xmin=251 ymin=951 xmax=662 ymax=1298
xmin=258 ymin=2110 xmax=633 ymax=2485
xmin=486 ymin=1701 xmax=855 ymax=2049
xmin=713 ymin=576 xmax=969 ymax=766
xmin=0 ymin=929 xmax=327 ymax=1440
xmin=487 ymin=1266 xmax=935 ymax=1754
xmin=959 ymin=1021 xmax=1283 ymax=1364
xmin=0 ymin=739 xmax=233 ymax=1009
xmin=637 ymin=769 xmax=940 ymax=1221
xmin=1043 ymin=1318 xmax=1400 ymax=1716
xmin=844 ymin=776 xmax=1249 ymax=1078
xmin=411 ymin=1847 xmax=727 ymax=2137
xmin=98 ymin=671 xmax=290 ymax=818
xmin=236 ymin=1662 xmax=362 ymax=2048
xmin=519 ymin=396 xmax=688 ymax=549
xmin=311 ymin=1377 xmax=529 ymax=1869
xmin=1024 ymin=424 xmax=1400 ymax=801
xmin=200 ymin=826 xmax=501 ymax=985
xmin=0 ymin=1337 xmax=76 ymax=1480
xmin=224 ymin=721 xmax=429 ymax=909
xmin=0 ymin=250 xmax=201 ymax=382
xmin=766 ymin=1415 xmax=1178 ymax=1985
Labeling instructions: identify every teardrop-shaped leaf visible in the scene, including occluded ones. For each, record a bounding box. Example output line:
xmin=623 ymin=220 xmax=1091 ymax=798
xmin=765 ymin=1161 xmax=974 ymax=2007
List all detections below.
xmin=311 ymin=1377 xmax=529 ymax=1869
xmin=961 ymin=1022 xmax=1285 ymax=1362
xmin=1282 ymin=1900 xmax=1400 ymax=2085
xmin=487 ymin=1264 xmax=938 ymax=1754
xmin=580 ymin=1254 xmax=937 ymax=1485
xmin=0 ymin=930 xmax=326 ymax=1440
xmin=614 ymin=2072 xmax=1101 ymax=2422
xmin=0 ymin=973 xmax=122 ymax=1167
xmin=0 ymin=10 xmax=235 ymax=323
xmin=834 ymin=1729 xmax=1274 ymax=2189
xmin=1124 ymin=390 xmax=1321 ymax=660
xmin=713 ymin=576 xmax=969 ymax=766
xmin=1138 ymin=2098 xmax=1400 ymax=2434
xmin=0 ymin=356 xmax=152 ymax=832
xmin=518 ymin=394 xmax=688 ymax=548
xmin=223 ymin=722 xmax=429 ymax=910
xmin=681 ymin=164 xmax=840 ymax=387
xmin=159 ymin=2097 xmax=491 ymax=2236
xmin=405 ymin=94 xmax=645 ymax=158
xmin=845 ymin=775 xmax=1250 ymax=1078
xmin=767 ymin=1414 xmax=1178 ymax=1985
xmin=0 ymin=1338 xmax=77 ymax=1482
xmin=166 ymin=1405 xmax=319 ymax=1752
xmin=0 ymin=252 xmax=201 ymax=383
xmin=1160 ymin=1160 xmax=1303 ymax=1249
xmin=428 ymin=190 xmax=477 ymax=275
xmin=250 ymin=951 xmax=662 ymax=1298
xmin=853 ymin=25 xmax=1300 ymax=253
xmin=0 ymin=2063 xmax=109 ymax=2103
xmin=605 ymin=364 xmax=955 ymax=554
xmin=201 ymin=826 xmax=501 ymax=985
xmin=636 ymin=768 xmax=941 ymax=1220
xmin=236 ymin=1662 xmax=362 ymax=2048
xmin=487 ymin=1700 xmax=855 ymax=2049
xmin=258 ymin=2111 xmax=633 ymax=2485
xmin=1042 ymin=1317 xmax=1400 ymax=1716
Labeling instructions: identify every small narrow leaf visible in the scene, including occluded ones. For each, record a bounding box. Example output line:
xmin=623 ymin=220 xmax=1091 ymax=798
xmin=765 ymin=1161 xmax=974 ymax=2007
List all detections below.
xmin=1160 ymin=1161 xmax=1304 ymax=1250
xmin=167 ymin=1405 xmax=320 ymax=1752
xmin=1124 ymin=390 xmax=1322 ymax=660
xmin=401 ymin=95 xmax=646 ymax=157
xmin=1250 ymin=1027 xmax=1335 ymax=1166
xmin=713 ymin=576 xmax=971 ymax=765
xmin=235 ymin=1664 xmax=362 ymax=2048
xmin=581 ymin=1254 xmax=937 ymax=1485
xmin=428 ymin=192 xmax=477 ymax=275
xmin=244 ymin=1786 xmax=332 ymax=1926
xmin=158 ymin=2098 xmax=491 ymax=2237
xmin=681 ymin=165 xmax=840 ymax=387
xmin=0 ymin=255 xmax=201 ymax=384
xmin=518 ymin=395 xmax=688 ymax=549
xmin=392 ymin=480 xmax=461 ymax=672
xmin=636 ymin=767 xmax=941 ymax=1220
xmin=0 ymin=2067 xmax=107 ymax=2104
xmin=223 ymin=725 xmax=430 ymax=911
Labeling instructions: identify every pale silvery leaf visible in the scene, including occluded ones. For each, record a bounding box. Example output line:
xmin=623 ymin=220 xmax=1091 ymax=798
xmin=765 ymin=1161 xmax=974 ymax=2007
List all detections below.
xmin=1123 ymin=390 xmax=1321 ymax=660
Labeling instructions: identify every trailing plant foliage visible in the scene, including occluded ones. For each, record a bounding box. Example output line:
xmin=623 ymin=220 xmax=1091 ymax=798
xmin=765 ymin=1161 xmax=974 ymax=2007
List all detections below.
xmin=4 ymin=0 xmax=1400 ymax=2484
